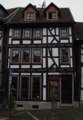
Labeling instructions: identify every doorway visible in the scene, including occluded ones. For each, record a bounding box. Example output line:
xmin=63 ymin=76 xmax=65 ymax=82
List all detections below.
xmin=62 ymin=75 xmax=72 ymax=103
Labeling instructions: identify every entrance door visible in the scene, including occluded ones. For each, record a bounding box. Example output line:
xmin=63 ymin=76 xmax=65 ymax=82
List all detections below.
xmin=62 ymin=75 xmax=72 ymax=103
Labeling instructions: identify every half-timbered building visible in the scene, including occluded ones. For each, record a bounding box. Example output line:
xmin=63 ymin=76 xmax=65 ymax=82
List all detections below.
xmin=2 ymin=2 xmax=79 ymax=109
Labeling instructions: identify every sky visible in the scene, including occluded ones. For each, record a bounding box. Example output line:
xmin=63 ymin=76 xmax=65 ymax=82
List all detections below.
xmin=0 ymin=0 xmax=83 ymax=22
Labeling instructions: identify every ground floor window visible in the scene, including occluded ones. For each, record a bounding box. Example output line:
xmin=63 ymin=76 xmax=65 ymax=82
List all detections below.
xmin=21 ymin=77 xmax=29 ymax=99
xmin=11 ymin=77 xmax=18 ymax=99
xmin=11 ymin=76 xmax=41 ymax=100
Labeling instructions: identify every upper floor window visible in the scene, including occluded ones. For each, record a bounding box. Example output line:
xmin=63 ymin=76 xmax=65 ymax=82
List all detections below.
xmin=35 ymin=29 xmax=41 ymax=38
xmin=26 ymin=12 xmax=34 ymax=20
xmin=22 ymin=49 xmax=30 ymax=62
xmin=14 ymin=30 xmax=19 ymax=38
xmin=49 ymin=12 xmax=56 ymax=19
xmin=33 ymin=49 xmax=41 ymax=63
xmin=12 ymin=49 xmax=19 ymax=62
xmin=24 ymin=29 xmax=30 ymax=38
xmin=61 ymin=49 xmax=69 ymax=63
xmin=60 ymin=28 xmax=68 ymax=38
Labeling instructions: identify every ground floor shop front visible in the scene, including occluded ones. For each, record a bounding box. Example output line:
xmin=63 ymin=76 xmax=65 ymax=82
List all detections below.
xmin=9 ymin=72 xmax=79 ymax=109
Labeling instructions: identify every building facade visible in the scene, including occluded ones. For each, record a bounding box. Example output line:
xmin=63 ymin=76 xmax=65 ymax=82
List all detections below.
xmin=1 ymin=2 xmax=83 ymax=109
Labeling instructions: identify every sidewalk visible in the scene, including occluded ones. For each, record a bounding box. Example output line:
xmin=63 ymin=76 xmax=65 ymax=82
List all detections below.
xmin=0 ymin=108 xmax=83 ymax=120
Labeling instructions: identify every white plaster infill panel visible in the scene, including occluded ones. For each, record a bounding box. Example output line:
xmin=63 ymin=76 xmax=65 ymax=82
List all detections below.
xmin=9 ymin=48 xmax=10 ymax=57
xmin=43 ymin=37 xmax=46 ymax=43
xmin=48 ymin=58 xmax=53 ymax=68
xmin=21 ymin=65 xmax=30 ymax=68
xmin=43 ymin=58 xmax=46 ymax=68
xmin=48 ymin=72 xmax=60 ymax=75
xmin=43 ymin=73 xmax=46 ymax=86
xmin=69 ymin=27 xmax=72 ymax=35
xmin=43 ymin=28 xmax=46 ymax=35
xmin=21 ymin=73 xmax=30 ymax=75
xmin=60 ymin=65 xmax=70 ymax=68
xmin=32 ymin=65 xmax=41 ymax=68
xmin=70 ymin=36 xmax=72 ymax=43
xmin=9 ymin=38 xmax=12 ymax=44
xmin=10 ymin=65 xmax=19 ymax=68
xmin=71 ymin=58 xmax=73 ymax=67
xmin=12 ymin=40 xmax=20 ymax=44
xmin=60 ymin=40 xmax=68 ymax=43
xmin=56 ymin=27 xmax=59 ymax=35
xmin=43 ymin=88 xmax=46 ymax=100
xmin=48 ymin=36 xmax=54 ymax=43
xmin=52 ymin=48 xmax=58 ymax=56
xmin=34 ymin=40 xmax=41 ymax=44
xmin=9 ymin=28 xmax=12 ymax=36
xmin=12 ymin=73 xmax=19 ymax=75
xmin=32 ymin=73 xmax=41 ymax=75
xmin=23 ymin=40 xmax=31 ymax=44
xmin=54 ymin=58 xmax=59 ymax=66
xmin=43 ymin=48 xmax=46 ymax=56
xmin=70 ymin=47 xmax=72 ymax=56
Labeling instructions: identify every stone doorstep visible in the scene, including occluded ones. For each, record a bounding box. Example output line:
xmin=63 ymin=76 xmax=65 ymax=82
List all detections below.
xmin=60 ymin=104 xmax=73 ymax=107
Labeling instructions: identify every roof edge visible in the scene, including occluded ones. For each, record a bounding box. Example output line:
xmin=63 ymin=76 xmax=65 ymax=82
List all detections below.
xmin=22 ymin=3 xmax=39 ymax=13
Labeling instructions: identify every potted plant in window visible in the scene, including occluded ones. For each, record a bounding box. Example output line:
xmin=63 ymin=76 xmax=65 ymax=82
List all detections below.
xmin=4 ymin=92 xmax=16 ymax=117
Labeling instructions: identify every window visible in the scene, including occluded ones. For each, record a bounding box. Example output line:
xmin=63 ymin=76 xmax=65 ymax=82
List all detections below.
xmin=24 ymin=29 xmax=30 ymax=38
xmin=32 ymin=77 xmax=40 ymax=100
xmin=12 ymin=50 xmax=19 ymax=62
xmin=22 ymin=49 xmax=30 ymax=62
xmin=26 ymin=13 xmax=34 ymax=20
xmin=60 ymin=28 xmax=68 ymax=38
xmin=48 ymin=12 xmax=57 ymax=19
xmin=61 ymin=49 xmax=69 ymax=62
xmin=14 ymin=29 xmax=20 ymax=38
xmin=11 ymin=77 xmax=18 ymax=99
xmin=0 ymin=31 xmax=2 ymax=38
xmin=21 ymin=77 xmax=29 ymax=99
xmin=33 ymin=49 xmax=41 ymax=63
xmin=35 ymin=29 xmax=41 ymax=38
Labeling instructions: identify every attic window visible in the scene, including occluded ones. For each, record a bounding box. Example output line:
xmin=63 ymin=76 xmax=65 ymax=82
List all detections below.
xmin=26 ymin=12 xmax=34 ymax=20
xmin=48 ymin=12 xmax=57 ymax=19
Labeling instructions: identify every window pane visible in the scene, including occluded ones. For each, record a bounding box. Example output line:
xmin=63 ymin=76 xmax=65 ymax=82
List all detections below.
xmin=34 ymin=50 xmax=40 ymax=62
xmin=23 ymin=50 xmax=29 ymax=62
xmin=12 ymin=50 xmax=19 ymax=62
xmin=11 ymin=77 xmax=17 ymax=99
xmin=33 ymin=77 xmax=40 ymax=99
xmin=61 ymin=50 xmax=68 ymax=62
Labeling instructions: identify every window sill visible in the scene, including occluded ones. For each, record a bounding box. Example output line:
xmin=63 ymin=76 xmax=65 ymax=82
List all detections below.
xmin=60 ymin=62 xmax=70 ymax=65
xmin=33 ymin=38 xmax=42 ymax=40
xmin=60 ymin=37 xmax=69 ymax=39
xmin=12 ymin=38 xmax=20 ymax=40
xmin=10 ymin=62 xmax=20 ymax=64
xmin=32 ymin=63 xmax=42 ymax=65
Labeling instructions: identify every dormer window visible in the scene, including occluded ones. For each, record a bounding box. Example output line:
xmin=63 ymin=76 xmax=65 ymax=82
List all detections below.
xmin=49 ymin=12 xmax=56 ymax=19
xmin=26 ymin=12 xmax=34 ymax=20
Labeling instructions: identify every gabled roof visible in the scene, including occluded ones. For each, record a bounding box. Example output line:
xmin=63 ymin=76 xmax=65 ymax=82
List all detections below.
xmin=43 ymin=2 xmax=61 ymax=12
xmin=8 ymin=7 xmax=75 ymax=24
xmin=22 ymin=3 xmax=39 ymax=13
xmin=0 ymin=4 xmax=8 ymax=14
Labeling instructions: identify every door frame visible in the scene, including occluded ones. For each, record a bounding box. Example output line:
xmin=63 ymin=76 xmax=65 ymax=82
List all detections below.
xmin=60 ymin=73 xmax=74 ymax=104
